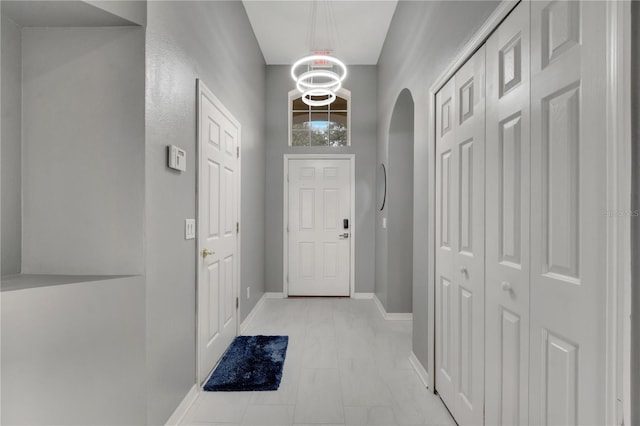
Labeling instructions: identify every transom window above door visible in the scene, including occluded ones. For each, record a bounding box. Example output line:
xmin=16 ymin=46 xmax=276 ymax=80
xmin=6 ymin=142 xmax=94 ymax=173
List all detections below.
xmin=289 ymin=88 xmax=350 ymax=147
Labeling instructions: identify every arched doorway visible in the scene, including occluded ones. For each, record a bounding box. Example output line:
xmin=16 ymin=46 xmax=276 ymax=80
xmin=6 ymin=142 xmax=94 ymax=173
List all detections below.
xmin=387 ymin=89 xmax=415 ymax=313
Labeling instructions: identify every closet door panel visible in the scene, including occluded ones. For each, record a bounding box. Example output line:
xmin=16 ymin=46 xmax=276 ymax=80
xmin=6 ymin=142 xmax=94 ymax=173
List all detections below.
xmin=529 ymin=1 xmax=607 ymax=424
xmin=435 ymin=45 xmax=486 ymax=426
xmin=452 ymin=45 xmax=486 ymax=426
xmin=435 ymin=78 xmax=458 ymax=413
xmin=485 ymin=2 xmax=531 ymax=425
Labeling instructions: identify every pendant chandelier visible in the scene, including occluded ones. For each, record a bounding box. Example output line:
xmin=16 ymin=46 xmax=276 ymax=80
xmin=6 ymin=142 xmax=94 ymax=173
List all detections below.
xmin=291 ymin=1 xmax=347 ymax=107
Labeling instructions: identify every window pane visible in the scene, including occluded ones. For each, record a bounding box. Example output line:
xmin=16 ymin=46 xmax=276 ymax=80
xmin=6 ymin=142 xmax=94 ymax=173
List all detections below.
xmin=310 ymin=129 xmax=329 ymax=146
xmin=329 ymin=111 xmax=347 ymax=127
xmin=310 ymin=111 xmax=329 ymax=124
xmin=292 ymin=97 xmax=306 ymax=110
xmin=331 ymin=96 xmax=348 ymax=111
xmin=309 ymin=111 xmax=330 ymax=146
xmin=292 ymin=130 xmax=309 ymax=146
xmin=328 ymin=111 xmax=347 ymax=146
xmin=329 ymin=129 xmax=348 ymax=146
xmin=328 ymin=125 xmax=347 ymax=146
xmin=292 ymin=111 xmax=309 ymax=130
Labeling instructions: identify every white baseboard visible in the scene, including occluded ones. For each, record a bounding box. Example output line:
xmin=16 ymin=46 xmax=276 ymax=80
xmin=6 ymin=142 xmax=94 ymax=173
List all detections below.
xmin=373 ymin=294 xmax=413 ymax=321
xmin=385 ymin=312 xmax=413 ymax=320
xmin=373 ymin=293 xmax=387 ymax=317
xmin=409 ymin=351 xmax=429 ymax=389
xmin=240 ymin=293 xmax=267 ymax=334
xmin=372 ymin=293 xmax=386 ymax=316
xmin=352 ymin=292 xmax=374 ymax=299
xmin=264 ymin=292 xmax=284 ymax=299
xmin=165 ymin=384 xmax=199 ymax=426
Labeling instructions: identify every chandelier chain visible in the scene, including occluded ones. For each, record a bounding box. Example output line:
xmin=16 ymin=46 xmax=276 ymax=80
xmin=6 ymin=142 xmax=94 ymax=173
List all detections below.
xmin=307 ymin=1 xmax=317 ymax=53
xmin=292 ymin=0 xmax=347 ymax=107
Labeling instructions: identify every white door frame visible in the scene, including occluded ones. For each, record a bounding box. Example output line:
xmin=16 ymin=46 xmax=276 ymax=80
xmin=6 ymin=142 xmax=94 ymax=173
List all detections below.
xmin=196 ymin=79 xmax=242 ymax=383
xmin=424 ymin=1 xmax=632 ymax=425
xmin=283 ymin=154 xmax=356 ymax=297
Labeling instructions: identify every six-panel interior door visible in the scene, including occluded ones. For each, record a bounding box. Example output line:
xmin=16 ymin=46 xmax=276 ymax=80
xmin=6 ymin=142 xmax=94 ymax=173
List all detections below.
xmin=434 ymin=46 xmax=486 ymax=426
xmin=484 ymin=3 xmax=531 ymax=425
xmin=197 ymin=80 xmax=239 ymax=384
xmin=529 ymin=1 xmax=607 ymax=424
xmin=287 ymin=158 xmax=351 ymax=296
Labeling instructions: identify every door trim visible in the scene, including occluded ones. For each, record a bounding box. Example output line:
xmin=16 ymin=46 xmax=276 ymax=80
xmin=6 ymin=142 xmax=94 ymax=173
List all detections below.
xmin=604 ymin=2 xmax=632 ymax=424
xmin=195 ymin=79 xmax=242 ymax=384
xmin=424 ymin=2 xmax=632 ymax=425
xmin=283 ymin=154 xmax=355 ymax=297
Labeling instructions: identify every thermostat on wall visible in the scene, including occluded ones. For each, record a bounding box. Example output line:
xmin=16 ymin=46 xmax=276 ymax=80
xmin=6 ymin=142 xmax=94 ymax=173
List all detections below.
xmin=168 ymin=145 xmax=186 ymax=171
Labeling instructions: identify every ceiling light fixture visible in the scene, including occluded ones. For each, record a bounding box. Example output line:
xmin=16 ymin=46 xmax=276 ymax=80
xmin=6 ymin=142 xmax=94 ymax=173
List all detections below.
xmin=293 ymin=64 xmax=345 ymax=93
xmin=301 ymin=88 xmax=337 ymax=107
xmin=291 ymin=1 xmax=347 ymax=107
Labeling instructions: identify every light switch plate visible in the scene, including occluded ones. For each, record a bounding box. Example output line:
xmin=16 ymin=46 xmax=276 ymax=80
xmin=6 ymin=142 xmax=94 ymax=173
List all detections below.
xmin=185 ymin=219 xmax=196 ymax=240
xmin=168 ymin=145 xmax=187 ymax=171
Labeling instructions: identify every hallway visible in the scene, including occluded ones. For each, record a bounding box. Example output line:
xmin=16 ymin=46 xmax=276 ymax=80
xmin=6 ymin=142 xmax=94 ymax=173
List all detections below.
xmin=0 ymin=1 xmax=634 ymax=424
xmin=181 ymin=298 xmax=454 ymax=425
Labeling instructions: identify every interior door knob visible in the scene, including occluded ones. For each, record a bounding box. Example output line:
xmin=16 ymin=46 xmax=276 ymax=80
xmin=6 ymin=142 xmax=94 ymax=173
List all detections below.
xmin=460 ymin=266 xmax=468 ymax=276
xmin=501 ymin=281 xmax=512 ymax=292
xmin=202 ymin=248 xmax=215 ymax=258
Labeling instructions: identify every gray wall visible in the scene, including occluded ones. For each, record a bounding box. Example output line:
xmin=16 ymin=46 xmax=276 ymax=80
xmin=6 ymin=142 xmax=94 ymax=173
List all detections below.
xmin=264 ymin=65 xmax=377 ymax=294
xmin=145 ymin=2 xmax=266 ymax=423
xmin=384 ymin=88 xmax=414 ymax=313
xmin=1 ymin=12 xmax=3 ymax=424
xmin=20 ymin=27 xmax=145 ymax=275
xmin=376 ymin=0 xmax=500 ymax=369
xmin=632 ymin=1 xmax=639 ymax=422
xmin=1 ymin=276 xmax=146 ymax=425
xmin=1 ymin=15 xmax=21 ymax=275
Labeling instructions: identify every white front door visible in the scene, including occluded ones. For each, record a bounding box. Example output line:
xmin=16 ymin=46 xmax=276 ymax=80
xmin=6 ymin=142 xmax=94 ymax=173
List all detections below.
xmin=287 ymin=158 xmax=351 ymax=296
xmin=197 ymin=80 xmax=240 ymax=384
xmin=435 ymin=45 xmax=486 ymax=426
xmin=485 ymin=3 xmax=531 ymax=425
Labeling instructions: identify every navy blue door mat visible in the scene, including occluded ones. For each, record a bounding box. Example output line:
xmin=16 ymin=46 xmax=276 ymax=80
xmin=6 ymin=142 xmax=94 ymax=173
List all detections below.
xmin=203 ymin=335 xmax=289 ymax=392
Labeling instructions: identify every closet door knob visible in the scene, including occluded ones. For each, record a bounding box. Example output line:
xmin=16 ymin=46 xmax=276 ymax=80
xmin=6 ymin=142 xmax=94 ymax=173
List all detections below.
xmin=501 ymin=281 xmax=512 ymax=292
xmin=460 ymin=267 xmax=468 ymax=276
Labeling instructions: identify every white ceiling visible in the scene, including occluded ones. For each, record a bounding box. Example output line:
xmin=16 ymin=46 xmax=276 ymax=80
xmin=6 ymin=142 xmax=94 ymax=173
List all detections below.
xmin=242 ymin=1 xmax=398 ymax=65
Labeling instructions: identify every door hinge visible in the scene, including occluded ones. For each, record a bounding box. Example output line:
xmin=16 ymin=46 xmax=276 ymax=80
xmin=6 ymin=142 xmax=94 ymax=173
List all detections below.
xmin=237 ymin=147 xmax=239 ymax=158
xmin=236 ymin=222 xmax=240 ymax=233
xmin=236 ymin=297 xmax=239 ymax=310
xmin=286 ymin=274 xmax=289 ymax=283
xmin=287 ymin=174 xmax=289 ymax=182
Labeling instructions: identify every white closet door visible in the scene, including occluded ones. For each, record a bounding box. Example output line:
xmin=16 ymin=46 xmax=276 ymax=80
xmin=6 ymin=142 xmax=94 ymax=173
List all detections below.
xmin=435 ymin=77 xmax=457 ymax=413
xmin=529 ymin=1 xmax=607 ymax=424
xmin=485 ymin=3 xmax=531 ymax=425
xmin=453 ymin=46 xmax=486 ymax=426
xmin=435 ymin=46 xmax=486 ymax=426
